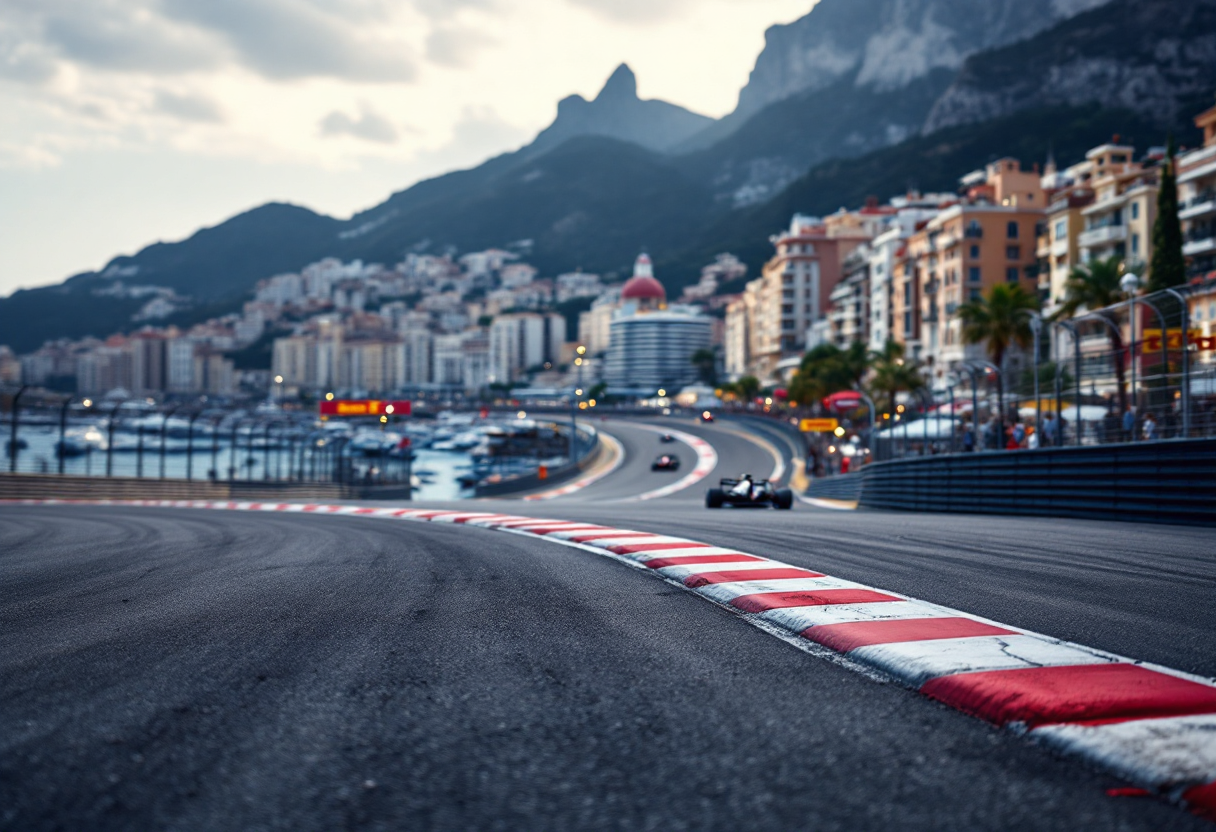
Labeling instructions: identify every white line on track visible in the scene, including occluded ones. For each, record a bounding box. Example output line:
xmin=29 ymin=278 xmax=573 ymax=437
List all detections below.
xmin=618 ymin=424 xmax=718 ymax=502
xmin=10 ymin=497 xmax=1216 ymax=824
xmin=522 ymin=431 xmax=625 ymax=501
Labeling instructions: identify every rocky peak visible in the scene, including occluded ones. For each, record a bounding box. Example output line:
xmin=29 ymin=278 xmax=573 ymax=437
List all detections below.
xmin=530 ymin=63 xmax=713 ymax=155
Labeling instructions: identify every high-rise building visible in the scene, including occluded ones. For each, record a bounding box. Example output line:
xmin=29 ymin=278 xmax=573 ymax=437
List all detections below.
xmin=1179 ymin=103 xmax=1216 ymax=281
xmin=605 ymin=255 xmax=712 ymax=392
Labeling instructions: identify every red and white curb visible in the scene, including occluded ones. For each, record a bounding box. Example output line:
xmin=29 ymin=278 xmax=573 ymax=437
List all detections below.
xmin=523 ymin=431 xmax=625 ymax=501
xmin=9 ymin=498 xmax=1216 ymax=822
xmin=626 ymin=426 xmax=718 ymax=501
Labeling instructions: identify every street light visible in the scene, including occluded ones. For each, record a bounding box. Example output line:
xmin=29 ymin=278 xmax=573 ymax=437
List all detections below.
xmin=1121 ymin=271 xmax=1140 ymax=433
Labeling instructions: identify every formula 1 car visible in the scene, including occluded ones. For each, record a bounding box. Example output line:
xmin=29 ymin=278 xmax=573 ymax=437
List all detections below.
xmin=700 ymin=411 xmax=715 ymax=423
xmin=659 ymin=433 xmax=676 ymax=443
xmin=706 ymin=476 xmax=793 ymax=509
xmin=652 ymin=454 xmax=681 ymax=471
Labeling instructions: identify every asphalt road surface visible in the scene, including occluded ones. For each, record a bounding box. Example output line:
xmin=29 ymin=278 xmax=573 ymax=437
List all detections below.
xmin=3 ymin=417 xmax=1213 ymax=831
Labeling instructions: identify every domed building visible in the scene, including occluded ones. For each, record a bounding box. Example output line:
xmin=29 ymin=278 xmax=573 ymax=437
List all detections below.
xmin=619 ymin=254 xmax=666 ymax=312
xmin=606 ymin=254 xmax=712 ymax=393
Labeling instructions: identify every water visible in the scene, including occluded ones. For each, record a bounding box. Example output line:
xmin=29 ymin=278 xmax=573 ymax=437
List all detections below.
xmin=5 ymin=425 xmax=475 ymax=499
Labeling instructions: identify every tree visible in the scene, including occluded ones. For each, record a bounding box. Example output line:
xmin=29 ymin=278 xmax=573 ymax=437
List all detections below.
xmin=867 ymin=340 xmax=924 ymax=414
xmin=956 ymin=283 xmax=1041 ymax=371
xmin=1054 ymin=256 xmax=1130 ymax=414
xmin=690 ymin=348 xmax=718 ymax=385
xmin=788 ymin=341 xmax=870 ymax=406
xmin=735 ymin=375 xmax=761 ymax=403
xmin=1149 ymin=136 xmax=1186 ymax=292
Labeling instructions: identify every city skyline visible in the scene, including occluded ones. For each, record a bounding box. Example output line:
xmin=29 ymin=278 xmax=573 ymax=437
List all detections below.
xmin=0 ymin=0 xmax=814 ymax=297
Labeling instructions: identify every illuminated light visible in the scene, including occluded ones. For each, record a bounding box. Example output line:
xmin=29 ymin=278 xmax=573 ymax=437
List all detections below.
xmin=896 ymin=359 xmax=905 ymax=366
xmin=576 ymin=345 xmax=587 ymax=356
xmin=834 ymin=426 xmax=846 ymax=437
xmin=575 ymin=358 xmax=583 ymax=366
xmin=588 ymin=399 xmax=596 ymax=407
xmin=575 ymin=389 xmax=583 ymax=397
xmin=325 ymin=392 xmax=335 ymax=401
xmin=828 ymin=445 xmax=837 ymax=453
xmin=385 ymin=405 xmax=395 ymax=415
xmin=274 ymin=375 xmax=284 ymax=384
xmin=517 ymin=411 xmax=527 ymax=419
xmin=82 ymin=399 xmax=93 ymax=408
xmin=658 ymin=389 xmax=667 ymax=397
xmin=380 ymin=415 xmax=388 ymax=424
xmin=765 ymin=397 xmax=773 ymax=405
xmin=579 ymin=402 xmax=589 ymax=410
xmin=896 ymin=404 xmax=906 ymax=413
xmin=883 ymin=413 xmax=891 ymax=420
xmin=789 ymin=401 xmax=798 ymax=408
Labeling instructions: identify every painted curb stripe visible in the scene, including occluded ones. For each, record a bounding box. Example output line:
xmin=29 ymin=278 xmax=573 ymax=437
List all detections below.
xmin=644 ymin=554 xmax=766 ymax=569
xmin=921 ymin=665 xmax=1216 ymax=729
xmin=802 ymin=617 xmax=1018 ymax=654
xmin=9 ymin=498 xmax=1214 ymax=824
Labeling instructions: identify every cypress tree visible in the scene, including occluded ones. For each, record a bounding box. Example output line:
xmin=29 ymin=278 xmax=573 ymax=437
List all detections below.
xmin=1149 ymin=136 xmax=1186 ymax=291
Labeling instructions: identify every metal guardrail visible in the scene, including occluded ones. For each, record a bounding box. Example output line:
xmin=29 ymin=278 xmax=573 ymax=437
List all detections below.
xmin=0 ymin=473 xmax=413 ymax=502
xmin=858 ymin=438 xmax=1216 ymax=526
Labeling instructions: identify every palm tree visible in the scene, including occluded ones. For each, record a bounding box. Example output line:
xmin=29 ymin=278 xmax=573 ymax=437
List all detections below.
xmin=956 ymin=283 xmax=1041 ymax=370
xmin=867 ymin=340 xmax=925 ymax=415
xmin=1053 ymin=256 xmax=1130 ymax=414
xmin=957 ymin=283 xmax=1040 ymax=441
xmin=788 ymin=342 xmax=869 ymax=405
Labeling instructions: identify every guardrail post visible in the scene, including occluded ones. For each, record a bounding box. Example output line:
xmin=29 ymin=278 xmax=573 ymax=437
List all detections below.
xmin=58 ymin=395 xmax=71 ymax=475
xmin=8 ymin=385 xmax=27 ymax=473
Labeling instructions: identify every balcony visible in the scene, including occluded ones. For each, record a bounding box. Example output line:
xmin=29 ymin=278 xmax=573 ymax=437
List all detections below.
xmin=1183 ymin=228 xmax=1216 ymax=257
xmin=923 ymin=280 xmax=940 ymax=296
xmin=1181 ymin=189 xmax=1216 ymax=220
xmin=1051 ymin=238 xmax=1069 ymax=258
xmin=963 ymin=227 xmax=983 ymax=239
xmin=1078 ymin=224 xmax=1127 ymax=248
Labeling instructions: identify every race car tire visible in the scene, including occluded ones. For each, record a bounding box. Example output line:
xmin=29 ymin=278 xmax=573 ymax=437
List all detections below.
xmin=706 ymin=489 xmax=724 ymax=509
xmin=775 ymin=488 xmax=794 ymax=510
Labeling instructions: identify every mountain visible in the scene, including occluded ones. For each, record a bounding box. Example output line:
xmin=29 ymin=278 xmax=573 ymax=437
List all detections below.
xmin=662 ymin=103 xmax=1202 ymax=288
xmin=924 ymin=0 xmax=1216 ymax=133
xmin=683 ymin=0 xmax=1113 ymax=151
xmin=4 ymin=0 xmax=1210 ymax=355
xmin=528 ymin=64 xmax=713 ymax=155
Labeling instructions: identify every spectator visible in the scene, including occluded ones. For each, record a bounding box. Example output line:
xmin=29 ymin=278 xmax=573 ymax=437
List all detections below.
xmin=1122 ymin=407 xmax=1136 ymax=442
xmin=1012 ymin=421 xmax=1027 ymax=447
xmin=962 ymin=423 xmax=975 ymax=453
xmin=1102 ymin=409 xmax=1120 ymax=444
xmin=1041 ymin=412 xmax=1058 ymax=447
xmin=1142 ymin=411 xmax=1158 ymax=441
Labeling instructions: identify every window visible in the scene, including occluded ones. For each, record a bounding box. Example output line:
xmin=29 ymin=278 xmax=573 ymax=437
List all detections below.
xmin=970 ymin=288 xmax=982 ymax=301
xmin=1131 ymin=233 xmax=1140 ymax=255
xmin=1006 ymin=267 xmax=1020 ymax=283
xmin=969 ymin=267 xmax=981 ymax=283
xmin=904 ymin=283 xmax=912 ymax=303
xmin=1210 ymin=302 xmax=1215 ymax=320
xmin=1007 ymin=222 xmax=1019 ymax=239
xmin=970 ymin=245 xmax=980 ymax=259
xmin=1112 ymin=153 xmax=1128 ymax=163
xmin=1131 ymin=202 xmax=1139 ymax=220
xmin=1054 ymin=220 xmax=1066 ymax=239
xmin=904 ymin=312 xmax=912 ymax=334
xmin=1006 ymin=246 xmax=1020 ymax=260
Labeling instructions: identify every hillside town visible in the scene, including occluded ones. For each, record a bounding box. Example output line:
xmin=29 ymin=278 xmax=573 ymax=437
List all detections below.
xmin=5 ymin=105 xmax=1216 ymax=405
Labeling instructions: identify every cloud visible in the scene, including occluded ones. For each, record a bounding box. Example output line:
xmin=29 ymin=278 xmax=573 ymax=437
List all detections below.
xmin=425 ymin=25 xmax=497 ymax=69
xmin=564 ymin=0 xmax=691 ymax=23
xmin=152 ymin=90 xmax=225 ymax=123
xmin=319 ymin=107 xmax=399 ymax=143
xmin=39 ymin=3 xmax=223 ymax=74
xmin=411 ymin=0 xmax=498 ymax=20
xmin=159 ymin=0 xmax=417 ymax=82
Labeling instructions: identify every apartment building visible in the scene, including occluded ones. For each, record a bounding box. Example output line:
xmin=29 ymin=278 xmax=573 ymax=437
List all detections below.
xmin=1038 ymin=187 xmax=1094 ymax=311
xmin=488 ymin=312 xmax=566 ymax=385
xmin=1074 ymin=144 xmax=1158 ymax=266
xmin=1179 ymin=103 xmax=1216 ymax=281
xmin=827 ymin=247 xmax=870 ymax=348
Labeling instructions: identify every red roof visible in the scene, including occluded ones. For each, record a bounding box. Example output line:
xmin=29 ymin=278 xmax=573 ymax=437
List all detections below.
xmin=621 ymin=275 xmax=666 ymax=301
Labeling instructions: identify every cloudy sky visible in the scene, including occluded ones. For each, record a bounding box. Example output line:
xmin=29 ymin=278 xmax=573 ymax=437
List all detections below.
xmin=0 ymin=0 xmax=814 ymax=297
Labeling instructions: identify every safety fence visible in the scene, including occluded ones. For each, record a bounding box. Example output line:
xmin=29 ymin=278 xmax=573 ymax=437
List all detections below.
xmin=858 ymin=438 xmax=1215 ymax=526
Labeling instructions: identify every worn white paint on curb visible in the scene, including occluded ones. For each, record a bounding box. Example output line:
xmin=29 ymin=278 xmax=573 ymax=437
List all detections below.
xmin=8 ymin=497 xmax=1216 ymax=823
xmin=523 ymin=431 xmax=626 ymax=501
xmin=621 ymin=425 xmax=719 ymax=502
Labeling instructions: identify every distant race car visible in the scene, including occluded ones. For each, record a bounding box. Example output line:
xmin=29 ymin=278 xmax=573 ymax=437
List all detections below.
xmin=706 ymin=476 xmax=793 ymax=509
xmin=700 ymin=411 xmax=715 ymax=423
xmin=651 ymin=454 xmax=681 ymax=471
xmin=659 ymin=434 xmax=676 ymax=443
